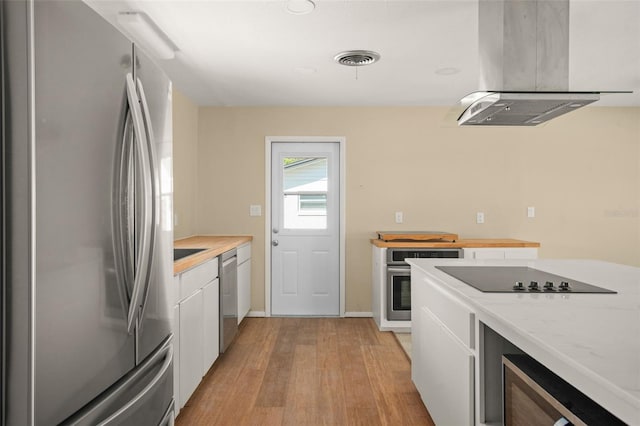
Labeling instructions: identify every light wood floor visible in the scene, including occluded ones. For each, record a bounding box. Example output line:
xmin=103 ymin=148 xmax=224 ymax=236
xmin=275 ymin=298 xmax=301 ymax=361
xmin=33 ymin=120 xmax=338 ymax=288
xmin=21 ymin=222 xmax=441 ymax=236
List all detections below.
xmin=175 ymin=317 xmax=434 ymax=425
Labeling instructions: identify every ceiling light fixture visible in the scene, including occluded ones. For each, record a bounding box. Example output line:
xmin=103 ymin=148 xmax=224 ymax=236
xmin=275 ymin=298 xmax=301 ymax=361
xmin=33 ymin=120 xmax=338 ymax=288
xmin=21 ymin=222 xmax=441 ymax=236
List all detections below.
xmin=286 ymin=0 xmax=315 ymax=15
xmin=117 ymin=11 xmax=177 ymax=60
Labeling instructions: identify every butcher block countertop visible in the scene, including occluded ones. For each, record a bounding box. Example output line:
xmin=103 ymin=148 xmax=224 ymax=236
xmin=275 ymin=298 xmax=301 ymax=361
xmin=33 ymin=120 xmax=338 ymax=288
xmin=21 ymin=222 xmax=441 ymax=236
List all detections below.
xmin=371 ymin=238 xmax=540 ymax=248
xmin=174 ymin=235 xmax=253 ymax=275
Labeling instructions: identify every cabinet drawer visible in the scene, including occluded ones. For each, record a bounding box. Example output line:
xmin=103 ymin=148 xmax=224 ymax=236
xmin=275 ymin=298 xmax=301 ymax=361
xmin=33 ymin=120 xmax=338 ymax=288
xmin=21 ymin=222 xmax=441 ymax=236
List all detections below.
xmin=172 ymin=275 xmax=180 ymax=306
xmin=180 ymin=258 xmax=219 ymax=301
xmin=237 ymin=242 xmax=251 ymax=265
xmin=421 ymin=276 xmax=475 ymax=349
xmin=463 ymin=248 xmax=538 ymax=260
xmin=464 ymin=248 xmax=505 ymax=260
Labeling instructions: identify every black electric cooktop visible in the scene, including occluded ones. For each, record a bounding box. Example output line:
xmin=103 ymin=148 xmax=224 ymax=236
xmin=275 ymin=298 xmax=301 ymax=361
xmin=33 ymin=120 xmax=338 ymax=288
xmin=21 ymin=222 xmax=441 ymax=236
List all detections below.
xmin=435 ymin=266 xmax=617 ymax=294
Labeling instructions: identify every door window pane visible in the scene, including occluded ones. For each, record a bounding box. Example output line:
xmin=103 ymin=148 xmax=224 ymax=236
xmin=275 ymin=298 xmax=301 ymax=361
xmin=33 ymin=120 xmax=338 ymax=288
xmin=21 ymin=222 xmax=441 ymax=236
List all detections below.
xmin=283 ymin=157 xmax=327 ymax=229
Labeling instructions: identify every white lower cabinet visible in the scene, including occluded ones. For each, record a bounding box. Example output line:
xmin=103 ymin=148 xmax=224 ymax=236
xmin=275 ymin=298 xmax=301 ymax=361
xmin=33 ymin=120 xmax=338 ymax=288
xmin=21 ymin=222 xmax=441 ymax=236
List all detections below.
xmin=237 ymin=242 xmax=251 ymax=324
xmin=412 ymin=269 xmax=475 ymax=426
xmin=414 ymin=306 xmax=474 ymax=426
xmin=202 ymin=278 xmax=220 ymax=375
xmin=173 ymin=257 xmax=220 ymax=414
xmin=179 ymin=289 xmax=204 ymax=410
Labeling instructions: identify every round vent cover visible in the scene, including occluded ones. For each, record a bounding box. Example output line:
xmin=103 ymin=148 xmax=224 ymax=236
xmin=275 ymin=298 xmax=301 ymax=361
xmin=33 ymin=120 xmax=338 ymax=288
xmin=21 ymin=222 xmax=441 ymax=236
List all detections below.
xmin=334 ymin=50 xmax=381 ymax=67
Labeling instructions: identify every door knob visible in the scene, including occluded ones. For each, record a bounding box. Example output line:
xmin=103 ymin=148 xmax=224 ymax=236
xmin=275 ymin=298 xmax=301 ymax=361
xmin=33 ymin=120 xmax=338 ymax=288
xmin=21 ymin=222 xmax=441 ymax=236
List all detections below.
xmin=272 ymin=228 xmax=279 ymax=234
xmin=272 ymin=240 xmax=279 ymax=247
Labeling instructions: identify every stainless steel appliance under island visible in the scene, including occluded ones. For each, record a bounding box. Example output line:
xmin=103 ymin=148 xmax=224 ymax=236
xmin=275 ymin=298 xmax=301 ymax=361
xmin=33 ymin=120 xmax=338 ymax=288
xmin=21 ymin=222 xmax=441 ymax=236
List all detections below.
xmin=408 ymin=258 xmax=640 ymax=425
xmin=2 ymin=1 xmax=174 ymax=424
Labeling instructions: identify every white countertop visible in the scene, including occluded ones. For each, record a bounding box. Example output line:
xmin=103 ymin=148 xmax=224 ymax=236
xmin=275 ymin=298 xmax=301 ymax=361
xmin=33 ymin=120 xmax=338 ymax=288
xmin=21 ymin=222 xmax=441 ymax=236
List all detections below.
xmin=407 ymin=258 xmax=640 ymax=425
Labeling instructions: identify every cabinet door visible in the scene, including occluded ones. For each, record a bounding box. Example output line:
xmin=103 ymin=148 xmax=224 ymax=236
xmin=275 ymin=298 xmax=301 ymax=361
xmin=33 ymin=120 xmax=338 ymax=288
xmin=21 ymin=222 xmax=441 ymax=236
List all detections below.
xmin=415 ymin=307 xmax=474 ymax=426
xmin=237 ymin=260 xmax=251 ymax=324
xmin=202 ymin=278 xmax=220 ymax=375
xmin=179 ymin=289 xmax=203 ymax=407
xmin=172 ymin=304 xmax=181 ymax=412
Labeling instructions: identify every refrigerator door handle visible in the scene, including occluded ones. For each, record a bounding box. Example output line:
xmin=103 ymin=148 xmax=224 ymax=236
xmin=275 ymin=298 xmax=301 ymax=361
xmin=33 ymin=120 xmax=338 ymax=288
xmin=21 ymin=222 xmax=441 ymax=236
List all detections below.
xmin=125 ymin=72 xmax=153 ymax=334
xmin=134 ymin=77 xmax=159 ymax=328
xmin=112 ymin=110 xmax=136 ymax=321
xmin=96 ymin=344 xmax=173 ymax=426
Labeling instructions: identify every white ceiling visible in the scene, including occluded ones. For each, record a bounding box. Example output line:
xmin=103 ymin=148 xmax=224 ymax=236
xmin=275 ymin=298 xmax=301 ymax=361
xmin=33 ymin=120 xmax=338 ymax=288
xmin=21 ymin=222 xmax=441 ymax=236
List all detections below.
xmin=86 ymin=0 xmax=640 ymax=107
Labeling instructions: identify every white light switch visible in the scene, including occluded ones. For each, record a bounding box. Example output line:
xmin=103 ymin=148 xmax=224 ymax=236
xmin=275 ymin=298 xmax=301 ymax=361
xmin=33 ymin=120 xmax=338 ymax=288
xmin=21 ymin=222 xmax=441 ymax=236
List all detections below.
xmin=174 ymin=213 xmax=179 ymax=226
xmin=395 ymin=211 xmax=403 ymax=224
xmin=476 ymin=212 xmax=485 ymax=224
xmin=527 ymin=206 xmax=535 ymax=218
xmin=249 ymin=205 xmax=262 ymax=216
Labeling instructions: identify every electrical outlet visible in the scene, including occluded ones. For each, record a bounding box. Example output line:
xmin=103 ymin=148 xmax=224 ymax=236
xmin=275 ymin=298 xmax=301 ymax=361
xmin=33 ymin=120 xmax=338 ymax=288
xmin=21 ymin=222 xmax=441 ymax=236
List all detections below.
xmin=527 ymin=206 xmax=535 ymax=218
xmin=395 ymin=211 xmax=403 ymax=224
xmin=476 ymin=212 xmax=485 ymax=224
xmin=249 ymin=205 xmax=262 ymax=216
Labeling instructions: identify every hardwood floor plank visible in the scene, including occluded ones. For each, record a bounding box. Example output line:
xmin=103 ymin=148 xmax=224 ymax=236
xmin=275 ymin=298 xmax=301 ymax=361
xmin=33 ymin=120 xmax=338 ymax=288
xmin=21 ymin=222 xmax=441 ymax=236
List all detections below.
xmin=243 ymin=407 xmax=284 ymax=426
xmin=175 ymin=318 xmax=433 ymax=426
xmin=254 ymin=319 xmax=298 ymax=407
xmin=316 ymin=367 xmax=348 ymax=424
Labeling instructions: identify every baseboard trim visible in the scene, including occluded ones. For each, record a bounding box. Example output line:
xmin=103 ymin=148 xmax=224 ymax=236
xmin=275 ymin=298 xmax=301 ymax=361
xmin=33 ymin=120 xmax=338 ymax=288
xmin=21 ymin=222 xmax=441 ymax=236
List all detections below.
xmin=247 ymin=310 xmax=266 ymax=317
xmin=344 ymin=312 xmax=373 ymax=318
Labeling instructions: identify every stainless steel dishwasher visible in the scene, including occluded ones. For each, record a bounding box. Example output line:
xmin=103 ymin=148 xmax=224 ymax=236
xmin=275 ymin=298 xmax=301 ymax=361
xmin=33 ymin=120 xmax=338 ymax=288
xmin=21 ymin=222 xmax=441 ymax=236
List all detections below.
xmin=219 ymin=249 xmax=238 ymax=353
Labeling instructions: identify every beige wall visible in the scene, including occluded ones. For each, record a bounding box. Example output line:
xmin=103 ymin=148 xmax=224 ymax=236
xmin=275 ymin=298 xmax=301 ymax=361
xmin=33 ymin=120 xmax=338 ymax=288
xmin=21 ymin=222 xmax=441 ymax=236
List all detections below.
xmin=175 ymin=105 xmax=640 ymax=313
xmin=172 ymin=89 xmax=199 ymax=239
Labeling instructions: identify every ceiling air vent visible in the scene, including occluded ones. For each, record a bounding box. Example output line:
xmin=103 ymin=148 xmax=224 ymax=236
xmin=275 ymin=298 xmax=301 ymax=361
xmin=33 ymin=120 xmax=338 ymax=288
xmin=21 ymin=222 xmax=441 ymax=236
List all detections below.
xmin=334 ymin=50 xmax=380 ymax=67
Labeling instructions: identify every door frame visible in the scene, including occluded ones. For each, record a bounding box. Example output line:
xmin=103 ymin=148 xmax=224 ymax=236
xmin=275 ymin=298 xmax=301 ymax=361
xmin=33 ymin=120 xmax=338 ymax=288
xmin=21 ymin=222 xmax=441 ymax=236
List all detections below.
xmin=264 ymin=136 xmax=346 ymax=317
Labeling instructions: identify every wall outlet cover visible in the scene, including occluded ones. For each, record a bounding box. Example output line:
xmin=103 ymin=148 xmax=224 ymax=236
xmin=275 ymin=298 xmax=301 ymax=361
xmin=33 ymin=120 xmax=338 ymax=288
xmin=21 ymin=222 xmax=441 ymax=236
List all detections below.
xmin=527 ymin=206 xmax=535 ymax=218
xmin=250 ymin=205 xmax=262 ymax=216
xmin=395 ymin=211 xmax=403 ymax=224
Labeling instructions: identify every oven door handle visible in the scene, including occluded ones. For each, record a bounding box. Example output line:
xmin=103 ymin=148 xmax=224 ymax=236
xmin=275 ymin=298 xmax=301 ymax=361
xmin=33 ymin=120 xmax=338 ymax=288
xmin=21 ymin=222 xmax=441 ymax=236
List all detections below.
xmin=387 ymin=267 xmax=411 ymax=274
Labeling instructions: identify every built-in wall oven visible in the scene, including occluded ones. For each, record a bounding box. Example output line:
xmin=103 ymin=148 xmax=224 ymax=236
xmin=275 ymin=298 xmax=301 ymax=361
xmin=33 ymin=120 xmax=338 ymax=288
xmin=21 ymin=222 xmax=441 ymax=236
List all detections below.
xmin=386 ymin=248 xmax=462 ymax=320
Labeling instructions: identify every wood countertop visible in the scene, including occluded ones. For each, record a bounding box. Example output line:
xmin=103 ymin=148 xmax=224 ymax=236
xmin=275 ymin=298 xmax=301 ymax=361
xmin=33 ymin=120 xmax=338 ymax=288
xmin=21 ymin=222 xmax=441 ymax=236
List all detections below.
xmin=371 ymin=238 xmax=540 ymax=248
xmin=174 ymin=235 xmax=253 ymax=275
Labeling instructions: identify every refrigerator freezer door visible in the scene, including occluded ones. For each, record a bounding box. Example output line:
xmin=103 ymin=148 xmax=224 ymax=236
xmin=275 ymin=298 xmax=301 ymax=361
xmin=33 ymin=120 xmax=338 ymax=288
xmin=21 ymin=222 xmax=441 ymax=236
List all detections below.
xmin=33 ymin=2 xmax=136 ymax=424
xmin=133 ymin=48 xmax=174 ymax=364
xmin=60 ymin=337 xmax=174 ymax=426
xmin=2 ymin=2 xmax=34 ymax=425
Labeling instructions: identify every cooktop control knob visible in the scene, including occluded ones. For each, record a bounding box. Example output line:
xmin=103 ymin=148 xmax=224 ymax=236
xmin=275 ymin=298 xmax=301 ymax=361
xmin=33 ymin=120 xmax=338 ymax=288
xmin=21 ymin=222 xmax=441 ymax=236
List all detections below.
xmin=559 ymin=281 xmax=571 ymax=291
xmin=544 ymin=281 xmax=555 ymax=291
xmin=513 ymin=281 xmax=525 ymax=291
xmin=528 ymin=281 xmax=540 ymax=291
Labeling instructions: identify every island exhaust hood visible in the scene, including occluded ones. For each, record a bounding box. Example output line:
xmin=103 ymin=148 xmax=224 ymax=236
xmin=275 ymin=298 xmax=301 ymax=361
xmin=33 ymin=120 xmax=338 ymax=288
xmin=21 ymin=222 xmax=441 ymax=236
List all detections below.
xmin=458 ymin=0 xmax=600 ymax=126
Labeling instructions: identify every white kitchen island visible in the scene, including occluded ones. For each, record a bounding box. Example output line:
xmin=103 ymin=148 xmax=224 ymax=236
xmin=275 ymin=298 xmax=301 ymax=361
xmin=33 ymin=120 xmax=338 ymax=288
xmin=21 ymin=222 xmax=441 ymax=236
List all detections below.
xmin=407 ymin=258 xmax=640 ymax=426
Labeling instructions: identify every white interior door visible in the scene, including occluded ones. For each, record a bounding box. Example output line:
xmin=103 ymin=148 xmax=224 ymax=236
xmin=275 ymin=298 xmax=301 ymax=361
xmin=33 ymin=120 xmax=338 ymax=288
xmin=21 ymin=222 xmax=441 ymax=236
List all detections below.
xmin=271 ymin=142 xmax=340 ymax=315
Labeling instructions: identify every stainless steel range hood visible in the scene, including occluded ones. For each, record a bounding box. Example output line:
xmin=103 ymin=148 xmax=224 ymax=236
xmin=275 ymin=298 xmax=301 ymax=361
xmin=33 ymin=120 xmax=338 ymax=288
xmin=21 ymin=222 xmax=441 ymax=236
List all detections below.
xmin=458 ymin=92 xmax=599 ymax=126
xmin=458 ymin=0 xmax=600 ymax=126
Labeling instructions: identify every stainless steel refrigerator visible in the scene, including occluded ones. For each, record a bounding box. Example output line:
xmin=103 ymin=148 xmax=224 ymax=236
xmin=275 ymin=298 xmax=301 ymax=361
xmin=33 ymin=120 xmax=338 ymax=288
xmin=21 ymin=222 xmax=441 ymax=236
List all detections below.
xmin=1 ymin=1 xmax=174 ymax=424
